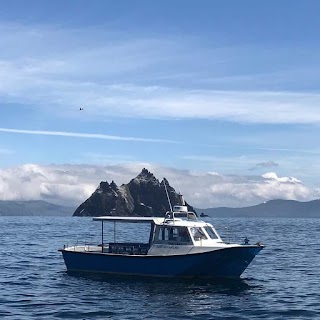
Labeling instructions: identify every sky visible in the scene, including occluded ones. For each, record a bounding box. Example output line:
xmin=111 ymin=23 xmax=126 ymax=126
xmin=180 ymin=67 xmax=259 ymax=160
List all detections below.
xmin=1 ymin=0 xmax=320 ymax=208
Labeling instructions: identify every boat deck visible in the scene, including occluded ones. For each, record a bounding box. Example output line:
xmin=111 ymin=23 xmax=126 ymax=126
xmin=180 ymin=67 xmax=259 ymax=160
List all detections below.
xmin=64 ymin=243 xmax=149 ymax=255
xmin=107 ymin=242 xmax=149 ymax=255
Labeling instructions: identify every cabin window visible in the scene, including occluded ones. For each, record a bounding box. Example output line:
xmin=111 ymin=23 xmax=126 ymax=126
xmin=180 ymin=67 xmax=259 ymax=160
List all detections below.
xmin=190 ymin=227 xmax=207 ymax=241
xmin=177 ymin=227 xmax=191 ymax=243
xmin=155 ymin=226 xmax=191 ymax=244
xmin=204 ymin=226 xmax=219 ymax=239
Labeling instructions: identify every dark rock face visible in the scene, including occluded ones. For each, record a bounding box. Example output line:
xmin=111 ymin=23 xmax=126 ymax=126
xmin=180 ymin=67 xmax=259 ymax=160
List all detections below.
xmin=73 ymin=168 xmax=195 ymax=217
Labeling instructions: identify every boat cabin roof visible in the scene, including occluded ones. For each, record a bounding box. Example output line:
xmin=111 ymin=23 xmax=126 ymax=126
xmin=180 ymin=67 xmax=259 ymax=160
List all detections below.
xmin=93 ymin=216 xmax=165 ymax=224
xmin=93 ymin=212 xmax=206 ymax=228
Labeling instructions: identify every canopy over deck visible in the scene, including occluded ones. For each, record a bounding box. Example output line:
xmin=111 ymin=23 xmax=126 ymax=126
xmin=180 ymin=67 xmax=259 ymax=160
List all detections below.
xmin=92 ymin=216 xmax=164 ymax=224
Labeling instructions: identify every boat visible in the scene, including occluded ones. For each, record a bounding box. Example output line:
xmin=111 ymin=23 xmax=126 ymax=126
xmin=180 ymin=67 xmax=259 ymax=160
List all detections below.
xmin=59 ymin=195 xmax=264 ymax=279
xmin=200 ymin=212 xmax=209 ymax=217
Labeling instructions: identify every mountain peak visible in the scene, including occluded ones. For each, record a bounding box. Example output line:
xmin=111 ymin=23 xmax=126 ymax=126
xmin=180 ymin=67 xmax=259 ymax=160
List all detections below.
xmin=133 ymin=168 xmax=159 ymax=184
xmin=110 ymin=180 xmax=118 ymax=191
xmin=97 ymin=181 xmax=111 ymax=192
xmin=138 ymin=168 xmax=154 ymax=178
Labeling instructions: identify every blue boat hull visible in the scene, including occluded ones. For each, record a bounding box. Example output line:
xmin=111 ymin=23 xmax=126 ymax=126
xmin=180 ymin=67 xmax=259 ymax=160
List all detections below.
xmin=60 ymin=246 xmax=263 ymax=278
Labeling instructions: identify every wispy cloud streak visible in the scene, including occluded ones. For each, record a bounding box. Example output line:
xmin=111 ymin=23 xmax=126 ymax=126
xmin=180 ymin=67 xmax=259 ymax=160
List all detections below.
xmin=0 ymin=128 xmax=177 ymax=143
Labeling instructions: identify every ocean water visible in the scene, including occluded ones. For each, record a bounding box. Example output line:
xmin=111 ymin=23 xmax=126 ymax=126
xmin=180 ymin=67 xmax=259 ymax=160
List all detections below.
xmin=1 ymin=216 xmax=319 ymax=319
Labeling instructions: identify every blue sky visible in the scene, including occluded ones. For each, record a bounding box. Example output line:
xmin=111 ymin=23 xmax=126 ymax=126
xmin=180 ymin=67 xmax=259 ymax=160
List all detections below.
xmin=1 ymin=0 xmax=320 ymax=208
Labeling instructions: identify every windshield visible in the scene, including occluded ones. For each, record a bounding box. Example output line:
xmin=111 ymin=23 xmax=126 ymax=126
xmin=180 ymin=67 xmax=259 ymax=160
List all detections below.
xmin=190 ymin=227 xmax=207 ymax=241
xmin=204 ymin=226 xmax=219 ymax=239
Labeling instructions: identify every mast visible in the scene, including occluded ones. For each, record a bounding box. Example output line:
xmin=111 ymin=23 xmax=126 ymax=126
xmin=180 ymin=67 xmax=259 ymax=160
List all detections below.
xmin=163 ymin=179 xmax=173 ymax=211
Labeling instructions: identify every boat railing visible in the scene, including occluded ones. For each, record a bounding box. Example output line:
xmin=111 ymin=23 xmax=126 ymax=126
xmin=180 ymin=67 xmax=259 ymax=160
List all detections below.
xmin=64 ymin=239 xmax=150 ymax=255
xmin=215 ymin=226 xmax=240 ymax=244
xmin=64 ymin=239 xmax=102 ymax=252
xmin=164 ymin=211 xmax=198 ymax=222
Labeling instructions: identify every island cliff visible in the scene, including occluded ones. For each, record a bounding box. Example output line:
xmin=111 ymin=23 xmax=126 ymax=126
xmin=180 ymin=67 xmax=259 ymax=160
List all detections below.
xmin=73 ymin=168 xmax=195 ymax=217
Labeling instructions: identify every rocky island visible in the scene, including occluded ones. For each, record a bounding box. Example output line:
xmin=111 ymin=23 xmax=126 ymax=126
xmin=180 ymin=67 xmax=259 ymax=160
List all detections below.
xmin=73 ymin=168 xmax=195 ymax=217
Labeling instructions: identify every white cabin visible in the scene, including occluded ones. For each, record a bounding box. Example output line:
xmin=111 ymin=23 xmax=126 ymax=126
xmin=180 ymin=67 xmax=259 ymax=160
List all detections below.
xmin=91 ymin=205 xmax=237 ymax=256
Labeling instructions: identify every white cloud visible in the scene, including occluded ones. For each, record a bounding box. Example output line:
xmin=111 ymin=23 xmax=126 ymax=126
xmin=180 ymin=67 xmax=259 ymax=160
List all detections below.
xmin=0 ymin=164 xmax=97 ymax=206
xmin=262 ymin=172 xmax=301 ymax=183
xmin=1 ymin=23 xmax=320 ymax=124
xmin=0 ymin=163 xmax=319 ymax=208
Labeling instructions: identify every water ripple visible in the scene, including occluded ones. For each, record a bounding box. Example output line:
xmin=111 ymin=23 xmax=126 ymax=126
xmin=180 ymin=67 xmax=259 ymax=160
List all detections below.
xmin=1 ymin=216 xmax=320 ymax=319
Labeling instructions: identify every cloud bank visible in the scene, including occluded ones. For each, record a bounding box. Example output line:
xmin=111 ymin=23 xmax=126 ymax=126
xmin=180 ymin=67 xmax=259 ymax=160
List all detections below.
xmin=0 ymin=163 xmax=319 ymax=208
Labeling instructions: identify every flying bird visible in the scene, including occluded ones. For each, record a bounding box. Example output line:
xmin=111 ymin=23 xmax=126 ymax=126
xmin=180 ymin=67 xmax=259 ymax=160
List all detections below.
xmin=79 ymin=107 xmax=84 ymax=111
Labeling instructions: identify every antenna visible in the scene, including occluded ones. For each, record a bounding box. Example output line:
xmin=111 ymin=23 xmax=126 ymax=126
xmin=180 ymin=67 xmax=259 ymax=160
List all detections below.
xmin=177 ymin=183 xmax=185 ymax=205
xmin=178 ymin=193 xmax=185 ymax=206
xmin=178 ymin=183 xmax=181 ymax=195
xmin=163 ymin=179 xmax=173 ymax=211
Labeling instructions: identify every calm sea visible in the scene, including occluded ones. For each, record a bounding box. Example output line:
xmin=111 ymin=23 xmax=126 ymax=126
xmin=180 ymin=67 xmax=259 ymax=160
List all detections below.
xmin=1 ymin=216 xmax=319 ymax=319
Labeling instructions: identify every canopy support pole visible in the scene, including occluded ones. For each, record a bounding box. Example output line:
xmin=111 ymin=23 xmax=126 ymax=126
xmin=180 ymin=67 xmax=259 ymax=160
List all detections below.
xmin=101 ymin=221 xmax=104 ymax=252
